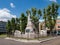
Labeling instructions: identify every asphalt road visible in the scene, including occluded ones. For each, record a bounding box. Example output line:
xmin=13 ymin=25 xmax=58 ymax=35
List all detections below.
xmin=40 ymin=36 xmax=60 ymax=45
xmin=0 ymin=37 xmax=60 ymax=45
xmin=0 ymin=38 xmax=40 ymax=45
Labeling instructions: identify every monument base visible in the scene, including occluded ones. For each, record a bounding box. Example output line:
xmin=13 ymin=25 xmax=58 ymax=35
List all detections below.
xmin=14 ymin=30 xmax=38 ymax=39
xmin=39 ymin=30 xmax=47 ymax=36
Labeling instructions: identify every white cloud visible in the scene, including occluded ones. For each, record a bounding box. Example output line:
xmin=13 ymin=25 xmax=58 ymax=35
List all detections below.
xmin=49 ymin=0 xmax=57 ymax=2
xmin=10 ymin=3 xmax=15 ymax=8
xmin=0 ymin=8 xmax=16 ymax=22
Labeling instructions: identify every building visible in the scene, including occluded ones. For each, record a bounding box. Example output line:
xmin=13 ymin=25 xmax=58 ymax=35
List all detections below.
xmin=56 ymin=18 xmax=60 ymax=34
xmin=0 ymin=21 xmax=7 ymax=34
xmin=39 ymin=16 xmax=60 ymax=35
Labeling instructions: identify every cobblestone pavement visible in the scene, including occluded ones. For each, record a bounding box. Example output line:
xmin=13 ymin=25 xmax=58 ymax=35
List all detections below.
xmin=0 ymin=36 xmax=60 ymax=45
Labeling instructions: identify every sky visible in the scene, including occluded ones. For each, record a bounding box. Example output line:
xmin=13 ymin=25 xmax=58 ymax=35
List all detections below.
xmin=0 ymin=0 xmax=60 ymax=22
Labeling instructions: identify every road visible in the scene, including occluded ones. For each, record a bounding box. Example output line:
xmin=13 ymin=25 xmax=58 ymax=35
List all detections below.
xmin=40 ymin=36 xmax=60 ymax=45
xmin=0 ymin=38 xmax=40 ymax=45
xmin=0 ymin=37 xmax=60 ymax=45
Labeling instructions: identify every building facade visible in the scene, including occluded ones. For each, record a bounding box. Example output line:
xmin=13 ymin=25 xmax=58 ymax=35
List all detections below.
xmin=0 ymin=21 xmax=7 ymax=33
xmin=55 ymin=19 xmax=60 ymax=34
xmin=39 ymin=18 xmax=60 ymax=35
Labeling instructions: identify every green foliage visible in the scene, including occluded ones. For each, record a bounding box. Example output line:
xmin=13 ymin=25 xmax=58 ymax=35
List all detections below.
xmin=32 ymin=8 xmax=37 ymax=16
xmin=6 ymin=3 xmax=59 ymax=36
xmin=43 ymin=3 xmax=59 ymax=33
xmin=31 ymin=8 xmax=42 ymax=31
xmin=11 ymin=18 xmax=16 ymax=32
xmin=38 ymin=9 xmax=42 ymax=19
xmin=26 ymin=10 xmax=31 ymax=16
xmin=43 ymin=8 xmax=47 ymax=29
xmin=20 ymin=13 xmax=27 ymax=33
xmin=6 ymin=20 xmax=12 ymax=35
xmin=15 ymin=18 xmax=20 ymax=30
xmin=6 ymin=17 xmax=20 ymax=36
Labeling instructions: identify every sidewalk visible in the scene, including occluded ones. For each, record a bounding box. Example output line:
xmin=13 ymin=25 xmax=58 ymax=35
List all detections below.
xmin=5 ymin=36 xmax=60 ymax=43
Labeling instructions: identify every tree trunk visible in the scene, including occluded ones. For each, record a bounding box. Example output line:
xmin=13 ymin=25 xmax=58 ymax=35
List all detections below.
xmin=50 ymin=28 xmax=52 ymax=36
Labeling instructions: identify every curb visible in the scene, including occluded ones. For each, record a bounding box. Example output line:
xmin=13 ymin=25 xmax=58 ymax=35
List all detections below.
xmin=40 ymin=36 xmax=59 ymax=43
xmin=5 ymin=36 xmax=60 ymax=43
xmin=5 ymin=37 xmax=40 ymax=43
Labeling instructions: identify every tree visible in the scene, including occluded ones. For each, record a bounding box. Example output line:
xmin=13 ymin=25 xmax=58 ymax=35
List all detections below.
xmin=20 ymin=13 xmax=27 ymax=33
xmin=45 ymin=3 xmax=59 ymax=35
xmin=16 ymin=18 xmax=20 ymax=23
xmin=31 ymin=8 xmax=42 ymax=32
xmin=26 ymin=8 xmax=42 ymax=38
xmin=43 ymin=8 xmax=47 ymax=30
xmin=6 ymin=20 xmax=12 ymax=36
xmin=26 ymin=10 xmax=31 ymax=16
xmin=38 ymin=9 xmax=42 ymax=19
xmin=15 ymin=18 xmax=20 ymax=30
xmin=11 ymin=18 xmax=16 ymax=33
xmin=32 ymin=8 xmax=37 ymax=16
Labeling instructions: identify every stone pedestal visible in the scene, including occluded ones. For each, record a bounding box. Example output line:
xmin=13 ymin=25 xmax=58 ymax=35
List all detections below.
xmin=14 ymin=30 xmax=21 ymax=37
xmin=25 ymin=13 xmax=35 ymax=38
xmin=39 ymin=30 xmax=47 ymax=36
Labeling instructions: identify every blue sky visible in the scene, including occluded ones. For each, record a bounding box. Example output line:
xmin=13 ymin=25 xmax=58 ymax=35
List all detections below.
xmin=0 ymin=0 xmax=60 ymax=22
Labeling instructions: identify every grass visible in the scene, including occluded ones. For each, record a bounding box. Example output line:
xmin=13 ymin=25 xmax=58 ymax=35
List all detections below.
xmin=0 ymin=34 xmax=7 ymax=38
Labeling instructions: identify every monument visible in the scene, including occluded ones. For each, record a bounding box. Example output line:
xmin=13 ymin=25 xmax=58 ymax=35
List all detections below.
xmin=14 ymin=13 xmax=47 ymax=38
xmin=25 ymin=13 xmax=35 ymax=38
xmin=14 ymin=13 xmax=38 ymax=38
